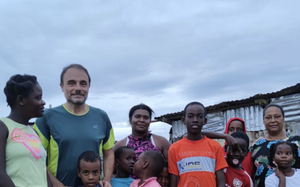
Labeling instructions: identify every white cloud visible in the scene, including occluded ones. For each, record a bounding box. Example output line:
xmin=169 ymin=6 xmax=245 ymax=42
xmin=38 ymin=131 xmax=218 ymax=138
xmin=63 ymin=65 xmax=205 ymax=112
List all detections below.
xmin=0 ymin=1 xmax=299 ymax=136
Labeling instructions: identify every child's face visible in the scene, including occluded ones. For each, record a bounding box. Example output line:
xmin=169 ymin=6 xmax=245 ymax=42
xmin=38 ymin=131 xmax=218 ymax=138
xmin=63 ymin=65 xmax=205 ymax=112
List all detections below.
xmin=273 ymin=144 xmax=294 ymax=169
xmin=226 ymin=138 xmax=248 ymax=168
xmin=133 ymin=153 xmax=145 ymax=176
xmin=228 ymin=120 xmax=244 ymax=135
xmin=117 ymin=148 xmax=136 ymax=174
xmin=183 ymin=104 xmax=206 ymax=134
xmin=157 ymin=167 xmax=169 ymax=187
xmin=77 ymin=159 xmax=101 ymax=187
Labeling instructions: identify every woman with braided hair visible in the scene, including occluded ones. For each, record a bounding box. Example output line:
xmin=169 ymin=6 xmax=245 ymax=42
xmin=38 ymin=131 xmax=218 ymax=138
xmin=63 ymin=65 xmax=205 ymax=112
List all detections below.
xmin=0 ymin=74 xmax=50 ymax=187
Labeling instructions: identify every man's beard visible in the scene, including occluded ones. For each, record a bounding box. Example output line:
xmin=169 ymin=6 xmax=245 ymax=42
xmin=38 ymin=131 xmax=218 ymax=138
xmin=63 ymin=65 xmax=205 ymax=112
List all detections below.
xmin=67 ymin=98 xmax=86 ymax=106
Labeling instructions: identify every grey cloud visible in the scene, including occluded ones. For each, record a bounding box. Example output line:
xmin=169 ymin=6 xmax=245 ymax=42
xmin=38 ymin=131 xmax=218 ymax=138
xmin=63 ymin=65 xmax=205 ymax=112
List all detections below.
xmin=0 ymin=1 xmax=300 ymax=133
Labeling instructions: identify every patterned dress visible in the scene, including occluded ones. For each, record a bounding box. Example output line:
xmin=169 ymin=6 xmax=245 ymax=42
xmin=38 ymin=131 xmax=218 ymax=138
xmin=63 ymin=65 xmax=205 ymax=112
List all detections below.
xmin=250 ymin=133 xmax=300 ymax=187
xmin=127 ymin=131 xmax=163 ymax=179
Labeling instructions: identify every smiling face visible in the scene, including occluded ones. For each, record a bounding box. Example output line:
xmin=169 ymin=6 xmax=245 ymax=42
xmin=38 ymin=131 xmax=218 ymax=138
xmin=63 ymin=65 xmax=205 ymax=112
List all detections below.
xmin=77 ymin=159 xmax=101 ymax=187
xmin=226 ymin=137 xmax=248 ymax=169
xmin=157 ymin=167 xmax=169 ymax=187
xmin=228 ymin=120 xmax=244 ymax=135
xmin=263 ymin=106 xmax=284 ymax=135
xmin=273 ymin=144 xmax=294 ymax=169
xmin=130 ymin=109 xmax=151 ymax=134
xmin=23 ymin=83 xmax=46 ymax=118
xmin=60 ymin=67 xmax=90 ymax=106
xmin=182 ymin=104 xmax=207 ymax=135
xmin=116 ymin=148 xmax=136 ymax=175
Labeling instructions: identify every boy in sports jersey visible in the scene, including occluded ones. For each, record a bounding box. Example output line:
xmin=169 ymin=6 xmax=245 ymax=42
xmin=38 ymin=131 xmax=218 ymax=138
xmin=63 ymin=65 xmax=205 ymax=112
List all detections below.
xmin=168 ymin=101 xmax=228 ymax=187
xmin=224 ymin=131 xmax=253 ymax=187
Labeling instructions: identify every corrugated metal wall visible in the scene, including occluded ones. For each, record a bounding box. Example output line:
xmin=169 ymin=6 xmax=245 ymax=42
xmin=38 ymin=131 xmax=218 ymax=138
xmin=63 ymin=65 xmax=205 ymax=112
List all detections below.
xmin=270 ymin=93 xmax=300 ymax=135
xmin=171 ymin=105 xmax=265 ymax=139
xmin=170 ymin=93 xmax=300 ymax=143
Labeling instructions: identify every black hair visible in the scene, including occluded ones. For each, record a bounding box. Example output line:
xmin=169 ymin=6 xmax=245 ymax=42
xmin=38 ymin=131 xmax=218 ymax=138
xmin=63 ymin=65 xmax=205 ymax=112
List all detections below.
xmin=263 ymin=104 xmax=285 ymax=118
xmin=183 ymin=101 xmax=206 ymax=117
xmin=129 ymin=103 xmax=154 ymax=120
xmin=74 ymin=151 xmax=101 ymax=186
xmin=4 ymin=74 xmax=38 ymax=108
xmin=143 ymin=150 xmax=164 ymax=176
xmin=231 ymin=131 xmax=250 ymax=149
xmin=60 ymin=64 xmax=91 ymax=85
xmin=269 ymin=141 xmax=299 ymax=168
xmin=114 ymin=146 xmax=134 ymax=159
xmin=77 ymin=151 xmax=101 ymax=170
xmin=163 ymin=159 xmax=168 ymax=168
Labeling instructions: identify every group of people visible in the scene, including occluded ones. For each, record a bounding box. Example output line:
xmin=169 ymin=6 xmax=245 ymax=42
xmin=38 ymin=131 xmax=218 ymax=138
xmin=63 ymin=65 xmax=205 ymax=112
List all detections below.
xmin=0 ymin=63 xmax=299 ymax=187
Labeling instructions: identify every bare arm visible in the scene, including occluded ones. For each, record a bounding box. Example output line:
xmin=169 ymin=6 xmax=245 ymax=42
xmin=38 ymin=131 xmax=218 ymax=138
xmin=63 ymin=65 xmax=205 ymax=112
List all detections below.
xmin=216 ymin=169 xmax=225 ymax=187
xmin=274 ymin=168 xmax=286 ymax=187
xmin=47 ymin=171 xmax=53 ymax=187
xmin=169 ymin=174 xmax=178 ymax=187
xmin=47 ymin=168 xmax=66 ymax=187
xmin=113 ymin=138 xmax=126 ymax=151
xmin=102 ymin=148 xmax=114 ymax=186
xmin=153 ymin=135 xmax=171 ymax=159
xmin=0 ymin=122 xmax=15 ymax=187
xmin=202 ymin=131 xmax=237 ymax=147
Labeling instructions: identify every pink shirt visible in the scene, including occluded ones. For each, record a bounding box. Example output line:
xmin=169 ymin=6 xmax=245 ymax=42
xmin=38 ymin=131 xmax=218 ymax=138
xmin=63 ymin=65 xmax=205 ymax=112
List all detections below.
xmin=129 ymin=177 xmax=161 ymax=187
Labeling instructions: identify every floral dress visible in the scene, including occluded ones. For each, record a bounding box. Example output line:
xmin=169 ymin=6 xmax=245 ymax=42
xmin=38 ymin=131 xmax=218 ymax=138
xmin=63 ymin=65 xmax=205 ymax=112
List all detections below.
xmin=250 ymin=133 xmax=300 ymax=187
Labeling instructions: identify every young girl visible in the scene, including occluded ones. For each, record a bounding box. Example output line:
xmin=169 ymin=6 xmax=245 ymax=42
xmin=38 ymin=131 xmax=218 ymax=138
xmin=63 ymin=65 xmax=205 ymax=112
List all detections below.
xmin=0 ymin=74 xmax=49 ymax=187
xmin=265 ymin=141 xmax=300 ymax=187
xmin=111 ymin=146 xmax=135 ymax=187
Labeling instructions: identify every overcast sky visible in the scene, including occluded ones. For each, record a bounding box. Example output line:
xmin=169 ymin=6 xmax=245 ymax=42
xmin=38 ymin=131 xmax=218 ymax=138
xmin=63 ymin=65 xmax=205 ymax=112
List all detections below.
xmin=0 ymin=1 xmax=299 ymax=140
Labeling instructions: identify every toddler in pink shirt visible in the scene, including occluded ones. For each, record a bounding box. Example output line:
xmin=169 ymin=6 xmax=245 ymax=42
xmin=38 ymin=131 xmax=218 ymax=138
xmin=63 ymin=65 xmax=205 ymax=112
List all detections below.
xmin=130 ymin=151 xmax=164 ymax=187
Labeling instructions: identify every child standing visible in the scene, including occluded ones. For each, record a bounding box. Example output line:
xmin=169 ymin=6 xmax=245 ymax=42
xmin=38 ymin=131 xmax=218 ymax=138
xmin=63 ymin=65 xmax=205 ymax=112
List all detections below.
xmin=224 ymin=118 xmax=253 ymax=176
xmin=168 ymin=101 xmax=228 ymax=187
xmin=265 ymin=141 xmax=300 ymax=187
xmin=157 ymin=160 xmax=169 ymax=187
xmin=224 ymin=131 xmax=253 ymax=187
xmin=111 ymin=146 xmax=135 ymax=187
xmin=130 ymin=150 xmax=164 ymax=187
xmin=75 ymin=151 xmax=101 ymax=187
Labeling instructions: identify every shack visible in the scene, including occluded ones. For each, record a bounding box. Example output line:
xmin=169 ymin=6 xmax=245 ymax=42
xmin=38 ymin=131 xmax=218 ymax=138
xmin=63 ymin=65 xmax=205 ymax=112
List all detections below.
xmin=155 ymin=83 xmax=300 ymax=144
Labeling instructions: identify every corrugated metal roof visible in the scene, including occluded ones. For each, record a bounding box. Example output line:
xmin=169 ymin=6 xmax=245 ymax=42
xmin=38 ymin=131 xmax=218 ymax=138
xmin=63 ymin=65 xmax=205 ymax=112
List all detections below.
xmin=270 ymin=93 xmax=300 ymax=124
xmin=156 ymin=83 xmax=300 ymax=122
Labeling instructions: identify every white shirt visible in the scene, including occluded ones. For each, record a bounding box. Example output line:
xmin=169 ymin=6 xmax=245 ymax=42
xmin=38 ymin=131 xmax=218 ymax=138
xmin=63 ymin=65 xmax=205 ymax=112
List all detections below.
xmin=265 ymin=169 xmax=300 ymax=187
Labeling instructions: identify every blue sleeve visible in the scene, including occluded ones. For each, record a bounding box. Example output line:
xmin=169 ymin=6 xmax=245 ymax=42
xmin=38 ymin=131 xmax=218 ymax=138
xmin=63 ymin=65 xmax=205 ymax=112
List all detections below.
xmin=33 ymin=115 xmax=50 ymax=149
xmin=102 ymin=112 xmax=115 ymax=150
